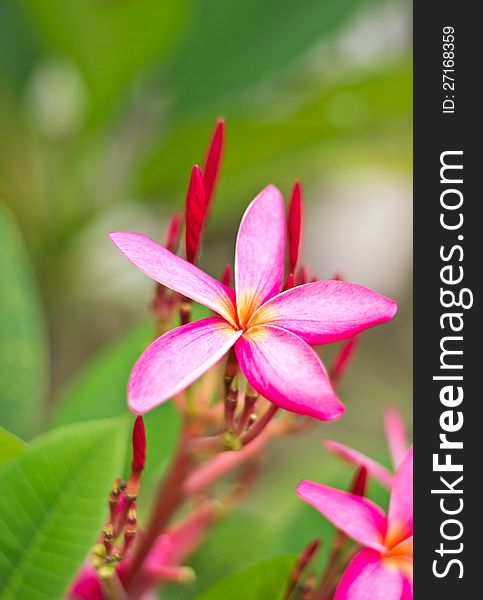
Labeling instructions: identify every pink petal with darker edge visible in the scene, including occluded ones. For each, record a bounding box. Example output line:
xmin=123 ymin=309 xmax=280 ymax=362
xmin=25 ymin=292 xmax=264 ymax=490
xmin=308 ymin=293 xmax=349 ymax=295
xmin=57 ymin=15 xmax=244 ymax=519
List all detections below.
xmin=387 ymin=446 xmax=413 ymax=544
xmin=128 ymin=318 xmax=242 ymax=413
xmin=250 ymin=280 xmax=397 ymax=345
xmin=324 ymin=440 xmax=394 ymax=489
xmin=235 ymin=185 xmax=285 ymax=325
xmin=334 ymin=549 xmax=404 ymax=600
xmin=400 ymin=576 xmax=414 ymax=600
xmin=110 ymin=232 xmax=236 ymax=326
xmin=235 ymin=325 xmax=344 ymax=421
xmin=296 ymin=480 xmax=387 ymax=551
xmin=385 ymin=406 xmax=409 ymax=469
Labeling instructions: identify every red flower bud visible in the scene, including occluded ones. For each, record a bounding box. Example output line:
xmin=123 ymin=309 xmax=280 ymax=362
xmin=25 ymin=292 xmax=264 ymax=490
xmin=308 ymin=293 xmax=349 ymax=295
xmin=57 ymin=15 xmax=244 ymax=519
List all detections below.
xmin=295 ymin=265 xmax=309 ymax=286
xmin=203 ymin=118 xmax=225 ymax=205
xmin=221 ymin=263 xmax=231 ymax=287
xmin=331 ymin=337 xmax=359 ymax=384
xmin=350 ymin=466 xmax=368 ymax=497
xmin=288 ymin=181 xmax=303 ymax=272
xmin=165 ymin=211 xmax=182 ymax=253
xmin=283 ymin=273 xmax=295 ymax=291
xmin=131 ymin=416 xmax=146 ymax=474
xmin=185 ymin=165 xmax=207 ymax=264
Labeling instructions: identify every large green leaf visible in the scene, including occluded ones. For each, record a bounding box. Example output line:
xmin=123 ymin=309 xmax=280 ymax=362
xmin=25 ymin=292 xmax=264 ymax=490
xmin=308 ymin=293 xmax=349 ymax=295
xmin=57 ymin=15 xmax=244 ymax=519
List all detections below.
xmin=0 ymin=204 xmax=48 ymax=438
xmin=0 ymin=417 xmax=128 ymax=600
xmin=18 ymin=0 xmax=189 ymax=121
xmin=0 ymin=427 xmax=26 ymax=468
xmin=167 ymin=0 xmax=372 ymax=116
xmin=194 ymin=555 xmax=297 ymax=600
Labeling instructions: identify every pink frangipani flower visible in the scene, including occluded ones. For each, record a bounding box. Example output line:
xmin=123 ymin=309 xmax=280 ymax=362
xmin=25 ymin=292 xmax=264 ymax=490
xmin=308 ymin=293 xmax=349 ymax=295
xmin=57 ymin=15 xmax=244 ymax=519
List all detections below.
xmin=297 ymin=446 xmax=413 ymax=600
xmin=324 ymin=406 xmax=409 ymax=488
xmin=110 ymin=185 xmax=397 ymax=420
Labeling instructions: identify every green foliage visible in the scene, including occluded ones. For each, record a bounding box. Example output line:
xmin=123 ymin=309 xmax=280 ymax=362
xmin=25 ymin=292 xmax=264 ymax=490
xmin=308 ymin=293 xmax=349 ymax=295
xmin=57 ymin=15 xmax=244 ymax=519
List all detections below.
xmin=17 ymin=0 xmax=189 ymax=121
xmin=194 ymin=555 xmax=297 ymax=600
xmin=0 ymin=427 xmax=26 ymax=468
xmin=163 ymin=511 xmax=279 ymax=599
xmin=52 ymin=303 xmax=209 ymax=428
xmin=52 ymin=321 xmax=153 ymax=426
xmin=168 ymin=0 xmax=371 ymax=116
xmin=140 ymin=63 xmax=412 ymax=208
xmin=0 ymin=204 xmax=48 ymax=439
xmin=0 ymin=417 xmax=128 ymax=600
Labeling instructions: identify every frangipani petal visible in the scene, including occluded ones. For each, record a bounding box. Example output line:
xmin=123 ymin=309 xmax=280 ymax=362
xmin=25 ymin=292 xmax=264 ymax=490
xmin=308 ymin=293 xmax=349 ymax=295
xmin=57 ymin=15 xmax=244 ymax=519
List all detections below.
xmin=235 ymin=185 xmax=285 ymax=325
xmin=110 ymin=232 xmax=237 ymax=326
xmin=400 ymin=576 xmax=414 ymax=600
xmin=128 ymin=318 xmax=242 ymax=413
xmin=296 ymin=480 xmax=387 ymax=551
xmin=250 ymin=280 xmax=397 ymax=344
xmin=324 ymin=440 xmax=394 ymax=489
xmin=387 ymin=446 xmax=413 ymax=545
xmin=235 ymin=325 xmax=344 ymax=421
xmin=334 ymin=549 xmax=404 ymax=600
xmin=384 ymin=406 xmax=409 ymax=468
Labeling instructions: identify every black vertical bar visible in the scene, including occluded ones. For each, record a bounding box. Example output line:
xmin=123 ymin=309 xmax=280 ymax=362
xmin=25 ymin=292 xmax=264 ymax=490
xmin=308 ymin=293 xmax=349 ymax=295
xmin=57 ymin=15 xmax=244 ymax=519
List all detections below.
xmin=414 ymin=2 xmax=479 ymax=597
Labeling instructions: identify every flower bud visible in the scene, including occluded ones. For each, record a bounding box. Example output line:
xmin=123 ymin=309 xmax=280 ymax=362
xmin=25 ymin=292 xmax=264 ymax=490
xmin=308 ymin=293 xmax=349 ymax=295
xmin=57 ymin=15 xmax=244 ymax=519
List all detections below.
xmin=288 ymin=181 xmax=303 ymax=272
xmin=131 ymin=416 xmax=146 ymax=474
xmin=185 ymin=165 xmax=207 ymax=264
xmin=203 ymin=118 xmax=225 ymax=204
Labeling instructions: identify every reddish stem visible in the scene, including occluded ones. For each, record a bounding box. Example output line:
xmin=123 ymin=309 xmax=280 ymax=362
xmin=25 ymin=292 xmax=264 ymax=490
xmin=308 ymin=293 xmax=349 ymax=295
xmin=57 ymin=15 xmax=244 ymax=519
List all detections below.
xmin=240 ymin=404 xmax=279 ymax=445
xmin=124 ymin=426 xmax=194 ymax=591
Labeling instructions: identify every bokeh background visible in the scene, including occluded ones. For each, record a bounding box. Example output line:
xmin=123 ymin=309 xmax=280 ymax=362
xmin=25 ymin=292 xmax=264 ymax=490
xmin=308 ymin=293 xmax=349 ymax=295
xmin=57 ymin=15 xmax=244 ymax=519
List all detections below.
xmin=1 ymin=0 xmax=412 ymax=595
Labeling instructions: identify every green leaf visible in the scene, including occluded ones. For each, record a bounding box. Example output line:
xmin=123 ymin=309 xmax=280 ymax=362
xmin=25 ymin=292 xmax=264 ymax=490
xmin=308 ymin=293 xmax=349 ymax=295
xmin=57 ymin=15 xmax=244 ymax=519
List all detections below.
xmin=0 ymin=203 xmax=48 ymax=438
xmin=51 ymin=321 xmax=153 ymax=426
xmin=0 ymin=427 xmax=27 ymax=468
xmin=18 ymin=0 xmax=189 ymax=121
xmin=194 ymin=555 xmax=297 ymax=600
xmin=0 ymin=417 xmax=128 ymax=600
xmin=52 ymin=303 xmax=209 ymax=427
xmin=168 ymin=0 xmax=371 ymax=116
xmin=140 ymin=63 xmax=412 ymax=205
xmin=51 ymin=316 xmax=207 ymax=495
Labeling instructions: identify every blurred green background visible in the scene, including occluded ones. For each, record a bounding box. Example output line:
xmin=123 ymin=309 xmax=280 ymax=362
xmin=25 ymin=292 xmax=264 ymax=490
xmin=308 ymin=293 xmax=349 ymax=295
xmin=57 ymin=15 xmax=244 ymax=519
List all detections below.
xmin=0 ymin=0 xmax=411 ymax=596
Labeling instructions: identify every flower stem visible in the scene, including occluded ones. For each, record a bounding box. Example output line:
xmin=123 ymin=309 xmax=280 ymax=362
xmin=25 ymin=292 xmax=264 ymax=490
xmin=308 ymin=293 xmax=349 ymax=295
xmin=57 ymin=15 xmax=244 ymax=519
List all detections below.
xmin=236 ymin=385 xmax=258 ymax=435
xmin=124 ymin=424 xmax=194 ymax=591
xmin=240 ymin=404 xmax=278 ymax=445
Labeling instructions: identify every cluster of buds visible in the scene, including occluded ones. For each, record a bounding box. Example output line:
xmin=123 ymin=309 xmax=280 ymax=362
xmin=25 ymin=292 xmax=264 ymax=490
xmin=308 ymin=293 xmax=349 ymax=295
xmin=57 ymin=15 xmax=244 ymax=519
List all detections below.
xmin=95 ymin=418 xmax=146 ymax=589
